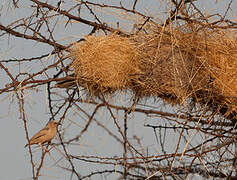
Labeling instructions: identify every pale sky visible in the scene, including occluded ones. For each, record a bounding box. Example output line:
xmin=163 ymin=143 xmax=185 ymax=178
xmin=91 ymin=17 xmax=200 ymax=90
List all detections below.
xmin=0 ymin=1 xmax=236 ymax=179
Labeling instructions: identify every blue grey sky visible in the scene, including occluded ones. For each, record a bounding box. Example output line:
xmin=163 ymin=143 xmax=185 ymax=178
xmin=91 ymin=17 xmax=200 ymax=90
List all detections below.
xmin=0 ymin=0 xmax=236 ymax=179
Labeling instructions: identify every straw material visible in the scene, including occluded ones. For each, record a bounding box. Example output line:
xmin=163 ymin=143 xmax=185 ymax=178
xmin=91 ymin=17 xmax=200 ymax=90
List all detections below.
xmin=71 ymin=34 xmax=141 ymax=92
xmin=67 ymin=24 xmax=237 ymax=120
xmin=130 ymin=27 xmax=210 ymax=103
xmin=131 ymin=25 xmax=237 ymax=118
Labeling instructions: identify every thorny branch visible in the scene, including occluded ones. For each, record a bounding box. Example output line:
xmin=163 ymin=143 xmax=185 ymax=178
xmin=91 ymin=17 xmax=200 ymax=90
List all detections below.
xmin=1 ymin=0 xmax=237 ymax=179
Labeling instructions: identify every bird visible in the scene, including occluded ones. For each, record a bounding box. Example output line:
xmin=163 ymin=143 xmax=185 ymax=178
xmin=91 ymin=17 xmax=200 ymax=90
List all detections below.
xmin=54 ymin=74 xmax=77 ymax=88
xmin=24 ymin=120 xmax=61 ymax=148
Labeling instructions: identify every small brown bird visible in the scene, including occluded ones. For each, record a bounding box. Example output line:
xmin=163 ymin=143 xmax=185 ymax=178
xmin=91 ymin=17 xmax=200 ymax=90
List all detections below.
xmin=25 ymin=120 xmax=60 ymax=148
xmin=54 ymin=74 xmax=76 ymax=89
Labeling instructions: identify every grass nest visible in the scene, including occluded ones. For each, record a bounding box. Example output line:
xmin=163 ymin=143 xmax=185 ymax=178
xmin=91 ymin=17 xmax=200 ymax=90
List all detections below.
xmin=130 ymin=24 xmax=237 ymax=121
xmin=59 ymin=24 xmax=236 ymax=122
xmin=70 ymin=34 xmax=141 ymax=93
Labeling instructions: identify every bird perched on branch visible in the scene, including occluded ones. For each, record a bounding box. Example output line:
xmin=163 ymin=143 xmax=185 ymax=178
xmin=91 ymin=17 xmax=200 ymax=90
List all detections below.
xmin=24 ymin=120 xmax=61 ymax=148
xmin=54 ymin=74 xmax=77 ymax=88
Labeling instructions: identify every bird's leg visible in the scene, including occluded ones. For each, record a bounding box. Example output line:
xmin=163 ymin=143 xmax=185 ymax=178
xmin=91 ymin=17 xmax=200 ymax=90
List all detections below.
xmin=45 ymin=142 xmax=51 ymax=152
xmin=39 ymin=142 xmax=51 ymax=153
xmin=38 ymin=143 xmax=45 ymax=151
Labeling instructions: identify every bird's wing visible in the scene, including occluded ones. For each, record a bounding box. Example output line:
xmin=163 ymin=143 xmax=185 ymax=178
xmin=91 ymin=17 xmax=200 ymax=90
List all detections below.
xmin=30 ymin=127 xmax=50 ymax=141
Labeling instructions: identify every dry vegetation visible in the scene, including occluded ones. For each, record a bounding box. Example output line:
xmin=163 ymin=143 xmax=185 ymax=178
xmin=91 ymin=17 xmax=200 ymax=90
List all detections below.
xmin=66 ymin=24 xmax=237 ymax=123
xmin=1 ymin=0 xmax=237 ymax=179
xmin=71 ymin=35 xmax=141 ymax=91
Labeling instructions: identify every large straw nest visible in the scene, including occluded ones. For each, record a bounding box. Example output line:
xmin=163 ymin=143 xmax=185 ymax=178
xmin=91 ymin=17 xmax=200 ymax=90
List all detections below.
xmin=130 ymin=24 xmax=237 ymax=120
xmin=71 ymin=34 xmax=141 ymax=93
xmin=129 ymin=26 xmax=210 ymax=104
xmin=196 ymin=31 xmax=237 ymax=117
xmin=199 ymin=31 xmax=237 ymax=102
xmin=67 ymin=24 xmax=236 ymax=121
